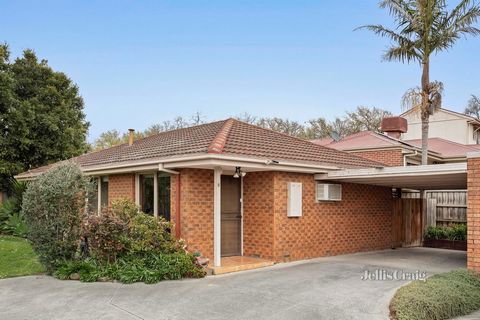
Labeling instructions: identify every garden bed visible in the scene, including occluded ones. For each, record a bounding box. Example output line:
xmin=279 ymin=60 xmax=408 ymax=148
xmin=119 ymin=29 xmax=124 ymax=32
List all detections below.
xmin=423 ymin=238 xmax=467 ymax=251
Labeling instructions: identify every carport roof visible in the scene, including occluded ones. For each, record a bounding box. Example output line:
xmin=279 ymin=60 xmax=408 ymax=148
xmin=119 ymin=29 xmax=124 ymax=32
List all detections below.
xmin=314 ymin=163 xmax=467 ymax=190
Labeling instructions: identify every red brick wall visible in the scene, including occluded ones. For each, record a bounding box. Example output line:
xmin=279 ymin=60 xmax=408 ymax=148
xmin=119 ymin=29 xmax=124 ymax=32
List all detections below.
xmin=108 ymin=174 xmax=135 ymax=204
xmin=177 ymin=169 xmax=215 ymax=260
xmin=351 ymin=149 xmax=404 ymax=167
xmin=467 ymin=157 xmax=480 ymax=272
xmin=172 ymin=169 xmax=393 ymax=264
xmin=271 ymin=172 xmax=392 ymax=262
xmin=243 ymin=172 xmax=275 ymax=259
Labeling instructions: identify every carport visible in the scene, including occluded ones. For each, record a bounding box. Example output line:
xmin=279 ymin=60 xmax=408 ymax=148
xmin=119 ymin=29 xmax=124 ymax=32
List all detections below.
xmin=314 ymin=163 xmax=466 ymax=190
xmin=315 ymin=159 xmax=479 ymax=272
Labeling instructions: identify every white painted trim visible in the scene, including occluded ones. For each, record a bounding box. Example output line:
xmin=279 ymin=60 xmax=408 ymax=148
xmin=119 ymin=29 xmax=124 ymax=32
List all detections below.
xmin=158 ymin=163 xmax=179 ymax=174
xmin=153 ymin=173 xmax=158 ymax=218
xmin=240 ymin=175 xmax=244 ymax=257
xmin=163 ymin=159 xmax=332 ymax=174
xmin=15 ymin=154 xmax=340 ymax=180
xmin=97 ymin=177 xmax=102 ymax=213
xmin=135 ymin=174 xmax=140 ymax=206
xmin=315 ymin=163 xmax=467 ymax=180
xmin=467 ymin=151 xmax=480 ymax=159
xmin=213 ymin=167 xmax=222 ymax=267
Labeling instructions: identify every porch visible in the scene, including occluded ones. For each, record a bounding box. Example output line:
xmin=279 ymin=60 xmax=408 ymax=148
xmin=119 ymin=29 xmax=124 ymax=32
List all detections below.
xmin=208 ymin=256 xmax=274 ymax=275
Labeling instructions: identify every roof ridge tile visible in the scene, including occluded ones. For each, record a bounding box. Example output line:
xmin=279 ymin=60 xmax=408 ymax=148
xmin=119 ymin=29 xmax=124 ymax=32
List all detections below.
xmin=207 ymin=118 xmax=235 ymax=154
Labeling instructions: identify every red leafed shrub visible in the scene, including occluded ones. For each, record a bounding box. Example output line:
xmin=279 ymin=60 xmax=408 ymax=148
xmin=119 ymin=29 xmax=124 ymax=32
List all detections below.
xmin=82 ymin=209 xmax=128 ymax=262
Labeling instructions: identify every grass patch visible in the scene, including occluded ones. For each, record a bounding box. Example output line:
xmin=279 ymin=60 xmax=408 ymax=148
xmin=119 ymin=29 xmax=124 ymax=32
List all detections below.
xmin=390 ymin=269 xmax=480 ymax=320
xmin=0 ymin=235 xmax=45 ymax=279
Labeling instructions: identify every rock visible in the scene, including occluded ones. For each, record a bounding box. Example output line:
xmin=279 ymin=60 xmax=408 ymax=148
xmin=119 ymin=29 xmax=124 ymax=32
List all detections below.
xmin=196 ymin=256 xmax=209 ymax=267
xmin=69 ymin=273 xmax=80 ymax=280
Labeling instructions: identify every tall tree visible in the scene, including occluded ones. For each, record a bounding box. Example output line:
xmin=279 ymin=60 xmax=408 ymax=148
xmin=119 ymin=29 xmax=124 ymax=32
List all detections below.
xmin=0 ymin=45 xmax=89 ymax=190
xmin=344 ymin=106 xmax=392 ymax=133
xmin=465 ymin=94 xmax=480 ymax=118
xmin=92 ymin=130 xmax=124 ymax=151
xmin=359 ymin=0 xmax=480 ymax=164
xmin=304 ymin=117 xmax=332 ymax=139
xmin=256 ymin=117 xmax=306 ymax=137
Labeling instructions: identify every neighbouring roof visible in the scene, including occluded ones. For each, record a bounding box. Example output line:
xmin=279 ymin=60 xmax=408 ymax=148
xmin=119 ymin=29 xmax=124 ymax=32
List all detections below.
xmin=400 ymin=107 xmax=480 ymax=125
xmin=16 ymin=119 xmax=382 ymax=179
xmin=310 ymin=129 xmax=480 ymax=159
xmin=311 ymin=131 xmax=416 ymax=151
xmin=405 ymin=138 xmax=480 ymax=158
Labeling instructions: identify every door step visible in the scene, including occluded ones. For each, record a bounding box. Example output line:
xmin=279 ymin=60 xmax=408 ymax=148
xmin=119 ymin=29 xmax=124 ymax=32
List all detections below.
xmin=209 ymin=256 xmax=274 ymax=275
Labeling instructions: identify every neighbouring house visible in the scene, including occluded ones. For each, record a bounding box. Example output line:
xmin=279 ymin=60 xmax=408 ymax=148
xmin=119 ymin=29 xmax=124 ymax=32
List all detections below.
xmin=15 ymin=118 xmax=480 ymax=272
xmin=401 ymin=107 xmax=480 ymax=145
xmin=311 ymin=115 xmax=480 ymax=166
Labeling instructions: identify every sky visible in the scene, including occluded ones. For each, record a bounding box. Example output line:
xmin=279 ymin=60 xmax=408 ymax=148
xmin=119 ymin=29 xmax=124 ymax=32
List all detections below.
xmin=2 ymin=0 xmax=479 ymax=142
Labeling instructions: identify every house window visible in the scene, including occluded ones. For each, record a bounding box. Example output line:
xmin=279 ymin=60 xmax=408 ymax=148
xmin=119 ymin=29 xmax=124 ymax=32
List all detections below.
xmin=158 ymin=173 xmax=171 ymax=221
xmin=139 ymin=173 xmax=171 ymax=220
xmin=140 ymin=174 xmax=155 ymax=215
xmin=100 ymin=176 xmax=109 ymax=208
xmin=89 ymin=179 xmax=99 ymax=213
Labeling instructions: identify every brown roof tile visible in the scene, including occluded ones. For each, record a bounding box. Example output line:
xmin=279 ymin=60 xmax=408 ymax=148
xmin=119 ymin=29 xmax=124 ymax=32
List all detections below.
xmin=16 ymin=119 xmax=382 ymax=178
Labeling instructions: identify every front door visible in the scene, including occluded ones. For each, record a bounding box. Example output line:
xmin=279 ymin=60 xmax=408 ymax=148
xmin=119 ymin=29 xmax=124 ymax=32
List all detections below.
xmin=221 ymin=175 xmax=242 ymax=256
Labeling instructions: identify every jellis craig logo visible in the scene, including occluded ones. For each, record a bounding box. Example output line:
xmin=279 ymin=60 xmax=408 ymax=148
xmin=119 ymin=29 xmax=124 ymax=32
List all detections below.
xmin=361 ymin=269 xmax=427 ymax=281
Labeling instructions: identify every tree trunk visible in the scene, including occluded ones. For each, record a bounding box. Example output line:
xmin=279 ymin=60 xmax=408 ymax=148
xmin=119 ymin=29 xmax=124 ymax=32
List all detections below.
xmin=421 ymin=114 xmax=429 ymax=165
xmin=421 ymin=60 xmax=430 ymax=165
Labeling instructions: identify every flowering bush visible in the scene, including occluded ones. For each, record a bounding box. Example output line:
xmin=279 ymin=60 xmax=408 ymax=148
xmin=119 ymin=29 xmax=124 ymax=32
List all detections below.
xmin=82 ymin=209 xmax=128 ymax=262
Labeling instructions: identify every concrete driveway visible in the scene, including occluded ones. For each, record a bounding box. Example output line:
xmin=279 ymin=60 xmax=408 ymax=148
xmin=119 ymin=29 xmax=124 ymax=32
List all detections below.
xmin=0 ymin=248 xmax=466 ymax=320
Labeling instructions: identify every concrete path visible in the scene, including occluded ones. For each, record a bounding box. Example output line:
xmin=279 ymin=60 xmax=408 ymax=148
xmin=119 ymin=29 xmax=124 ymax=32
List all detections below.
xmin=0 ymin=248 xmax=466 ymax=320
xmin=454 ymin=311 xmax=480 ymax=320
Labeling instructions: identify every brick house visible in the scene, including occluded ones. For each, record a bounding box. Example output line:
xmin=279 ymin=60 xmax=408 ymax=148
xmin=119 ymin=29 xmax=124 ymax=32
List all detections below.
xmin=15 ymin=118 xmax=480 ymax=271
xmin=311 ymin=117 xmax=480 ymax=166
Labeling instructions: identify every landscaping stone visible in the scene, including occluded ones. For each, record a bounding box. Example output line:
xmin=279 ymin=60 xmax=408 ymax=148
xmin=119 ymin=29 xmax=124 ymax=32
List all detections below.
xmin=69 ymin=273 xmax=80 ymax=280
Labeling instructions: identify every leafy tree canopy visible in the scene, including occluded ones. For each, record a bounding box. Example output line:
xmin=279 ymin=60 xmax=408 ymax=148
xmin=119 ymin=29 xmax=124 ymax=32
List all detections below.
xmin=465 ymin=94 xmax=480 ymax=119
xmin=93 ymin=106 xmax=392 ymax=150
xmin=0 ymin=44 xmax=89 ymax=190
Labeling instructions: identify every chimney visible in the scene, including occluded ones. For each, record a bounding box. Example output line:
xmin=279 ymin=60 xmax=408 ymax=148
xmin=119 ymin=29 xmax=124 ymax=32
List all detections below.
xmin=128 ymin=129 xmax=135 ymax=146
xmin=380 ymin=117 xmax=407 ymax=139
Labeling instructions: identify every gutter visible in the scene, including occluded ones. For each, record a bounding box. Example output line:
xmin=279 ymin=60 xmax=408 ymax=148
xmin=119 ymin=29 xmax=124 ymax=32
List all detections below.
xmin=15 ymin=154 xmax=341 ymax=180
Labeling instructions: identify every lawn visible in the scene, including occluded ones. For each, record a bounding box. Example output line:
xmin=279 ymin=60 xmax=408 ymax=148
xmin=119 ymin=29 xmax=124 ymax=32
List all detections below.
xmin=390 ymin=269 xmax=480 ymax=320
xmin=0 ymin=235 xmax=44 ymax=279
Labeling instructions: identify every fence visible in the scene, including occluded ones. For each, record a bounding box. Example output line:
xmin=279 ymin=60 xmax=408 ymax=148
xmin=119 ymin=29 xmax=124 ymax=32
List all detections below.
xmin=402 ymin=190 xmax=467 ymax=227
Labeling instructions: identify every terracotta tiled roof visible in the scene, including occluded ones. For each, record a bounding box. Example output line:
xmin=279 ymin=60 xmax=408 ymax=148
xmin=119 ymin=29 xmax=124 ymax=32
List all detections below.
xmin=222 ymin=120 xmax=381 ymax=168
xmin=16 ymin=119 xmax=382 ymax=178
xmin=311 ymin=131 xmax=413 ymax=150
xmin=309 ymin=137 xmax=334 ymax=146
xmin=405 ymin=138 xmax=480 ymax=158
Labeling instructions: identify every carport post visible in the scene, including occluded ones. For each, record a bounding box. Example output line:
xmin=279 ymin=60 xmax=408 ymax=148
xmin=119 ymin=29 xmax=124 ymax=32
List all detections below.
xmin=467 ymin=153 xmax=480 ymax=272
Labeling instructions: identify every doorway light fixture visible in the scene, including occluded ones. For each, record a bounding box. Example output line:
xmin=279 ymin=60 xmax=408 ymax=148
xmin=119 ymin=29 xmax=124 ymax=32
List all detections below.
xmin=233 ymin=166 xmax=246 ymax=178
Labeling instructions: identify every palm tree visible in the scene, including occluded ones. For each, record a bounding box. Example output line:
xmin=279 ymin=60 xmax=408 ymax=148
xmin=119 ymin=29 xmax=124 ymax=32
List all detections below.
xmin=358 ymin=0 xmax=480 ymax=165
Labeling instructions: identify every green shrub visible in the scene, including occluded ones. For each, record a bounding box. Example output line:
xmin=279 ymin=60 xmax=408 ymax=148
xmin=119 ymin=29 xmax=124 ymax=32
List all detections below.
xmin=22 ymin=162 xmax=92 ymax=272
xmin=448 ymin=224 xmax=467 ymax=241
xmin=126 ymin=213 xmax=183 ymax=255
xmin=54 ymin=253 xmax=205 ymax=284
xmin=111 ymin=199 xmax=139 ymax=222
xmin=390 ymin=269 xmax=480 ymax=320
xmin=2 ymin=213 xmax=28 ymax=237
xmin=425 ymin=224 xmax=467 ymax=241
xmin=82 ymin=209 xmax=128 ymax=262
xmin=54 ymin=258 xmax=101 ymax=282
xmin=0 ymin=199 xmax=16 ymax=225
xmin=0 ymin=180 xmax=27 ymax=237
xmin=50 ymin=197 xmax=204 ymax=284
